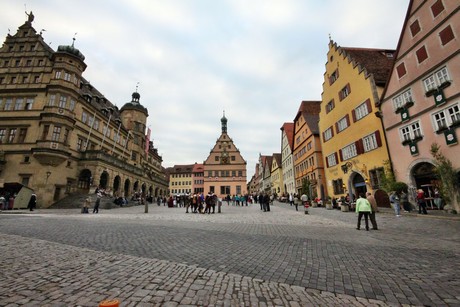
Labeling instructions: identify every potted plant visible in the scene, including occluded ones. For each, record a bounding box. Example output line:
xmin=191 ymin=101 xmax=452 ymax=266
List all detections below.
xmin=325 ymin=197 xmax=333 ymax=210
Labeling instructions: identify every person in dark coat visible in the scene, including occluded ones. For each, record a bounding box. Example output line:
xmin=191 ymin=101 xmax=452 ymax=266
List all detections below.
xmin=28 ymin=193 xmax=37 ymax=211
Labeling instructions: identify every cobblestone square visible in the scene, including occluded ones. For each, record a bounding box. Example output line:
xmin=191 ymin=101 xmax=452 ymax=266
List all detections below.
xmin=1 ymin=202 xmax=459 ymax=306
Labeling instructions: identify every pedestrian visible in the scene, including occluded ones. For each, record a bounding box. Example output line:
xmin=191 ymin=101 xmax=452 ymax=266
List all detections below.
xmin=355 ymin=193 xmax=372 ymax=231
xmin=82 ymin=196 xmax=91 ymax=213
xmin=433 ymin=187 xmax=442 ymax=210
xmin=259 ymin=193 xmax=264 ymax=211
xmin=27 ymin=193 xmax=37 ymax=211
xmin=293 ymin=194 xmax=299 ymax=211
xmin=389 ymin=191 xmax=401 ymax=217
xmin=366 ymin=192 xmax=378 ymax=230
xmin=0 ymin=194 xmax=6 ymax=210
xmin=416 ymin=189 xmax=428 ymax=214
xmin=93 ymin=192 xmax=102 ymax=213
xmin=289 ymin=193 xmax=293 ymax=206
xmin=400 ymin=191 xmax=411 ymax=212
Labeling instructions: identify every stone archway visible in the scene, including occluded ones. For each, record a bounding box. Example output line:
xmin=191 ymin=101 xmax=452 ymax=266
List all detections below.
xmin=78 ymin=169 xmax=92 ymax=190
xmin=113 ymin=175 xmax=121 ymax=196
xmin=351 ymin=172 xmax=367 ymax=199
xmin=124 ymin=179 xmax=131 ymax=198
xmin=99 ymin=171 xmax=109 ymax=189
xmin=411 ymin=162 xmax=436 ymax=188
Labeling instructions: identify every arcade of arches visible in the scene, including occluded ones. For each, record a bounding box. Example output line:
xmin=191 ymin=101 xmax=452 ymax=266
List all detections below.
xmin=78 ymin=169 xmax=165 ymax=198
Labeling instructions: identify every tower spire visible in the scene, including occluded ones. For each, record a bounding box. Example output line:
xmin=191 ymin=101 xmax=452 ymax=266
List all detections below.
xmin=221 ymin=111 xmax=227 ymax=134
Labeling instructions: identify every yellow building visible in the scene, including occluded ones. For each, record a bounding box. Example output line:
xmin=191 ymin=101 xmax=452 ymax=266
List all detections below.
xmin=167 ymin=164 xmax=194 ymax=196
xmin=0 ymin=16 xmax=168 ymax=207
xmin=319 ymin=40 xmax=394 ymax=200
xmin=203 ymin=113 xmax=247 ymax=198
xmin=270 ymin=153 xmax=283 ymax=196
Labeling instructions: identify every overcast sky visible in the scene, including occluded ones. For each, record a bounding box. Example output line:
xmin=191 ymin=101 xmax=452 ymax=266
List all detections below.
xmin=1 ymin=0 xmax=409 ymax=178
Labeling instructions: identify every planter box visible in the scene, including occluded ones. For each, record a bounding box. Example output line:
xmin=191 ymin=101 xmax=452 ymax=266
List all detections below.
xmin=326 ymin=203 xmax=333 ymax=210
xmin=341 ymin=205 xmax=349 ymax=212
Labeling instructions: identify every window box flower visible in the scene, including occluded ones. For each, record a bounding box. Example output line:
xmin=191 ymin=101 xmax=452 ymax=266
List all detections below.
xmin=436 ymin=125 xmax=449 ymax=134
xmin=450 ymin=119 xmax=460 ymax=129
xmin=439 ymin=80 xmax=451 ymax=90
xmin=425 ymin=88 xmax=437 ymax=97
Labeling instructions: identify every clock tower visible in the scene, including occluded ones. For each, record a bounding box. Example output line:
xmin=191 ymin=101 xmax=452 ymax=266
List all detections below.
xmin=203 ymin=112 xmax=247 ymax=199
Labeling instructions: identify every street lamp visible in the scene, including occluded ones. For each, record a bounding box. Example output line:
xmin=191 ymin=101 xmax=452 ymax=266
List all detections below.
xmin=45 ymin=171 xmax=51 ymax=184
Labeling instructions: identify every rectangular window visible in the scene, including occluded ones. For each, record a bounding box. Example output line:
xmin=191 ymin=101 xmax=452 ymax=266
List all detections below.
xmin=396 ymin=62 xmax=407 ymax=78
xmin=34 ymin=75 xmax=40 ymax=83
xmin=416 ymin=46 xmax=428 ymax=63
xmin=236 ymin=185 xmax=241 ymax=195
xmin=4 ymin=98 xmax=12 ymax=110
xmin=25 ymin=98 xmax=34 ymax=110
xmin=327 ymin=153 xmax=337 ymax=167
xmin=339 ymin=84 xmax=351 ymax=101
xmin=52 ymin=126 xmax=61 ymax=142
xmin=81 ymin=111 xmax=88 ymax=124
xmin=423 ymin=66 xmax=450 ymax=92
xmin=363 ymin=133 xmax=378 ymax=152
xmin=0 ymin=128 xmax=6 ymax=144
xmin=355 ymin=101 xmax=370 ymax=120
xmin=14 ymin=98 xmax=24 ymax=110
xmin=337 ymin=117 xmax=349 ymax=132
xmin=42 ymin=125 xmax=49 ymax=140
xmin=433 ymin=103 xmax=460 ymax=131
xmin=392 ymin=89 xmax=413 ymax=110
xmin=77 ymin=138 xmax=83 ymax=151
xmin=18 ymin=128 xmax=27 ymax=143
xmin=69 ymin=98 xmax=76 ymax=111
xmin=326 ymin=99 xmax=335 ymax=113
xmin=63 ymin=128 xmax=69 ymax=145
xmin=64 ymin=72 xmax=71 ymax=81
xmin=324 ymin=127 xmax=333 ymax=141
xmin=410 ymin=20 xmax=421 ymax=37
xmin=48 ymin=94 xmax=56 ymax=106
xmin=439 ymin=25 xmax=455 ymax=46
xmin=8 ymin=128 xmax=17 ymax=143
xmin=431 ymin=0 xmax=444 ymax=18
xmin=400 ymin=121 xmax=422 ymax=142
xmin=55 ymin=71 xmax=61 ymax=79
xmin=59 ymin=96 xmax=67 ymax=108
xmin=342 ymin=143 xmax=357 ymax=160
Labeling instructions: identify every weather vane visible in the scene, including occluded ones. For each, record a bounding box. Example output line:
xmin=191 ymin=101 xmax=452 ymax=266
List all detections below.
xmin=72 ymin=32 xmax=77 ymax=47
xmin=136 ymin=82 xmax=140 ymax=92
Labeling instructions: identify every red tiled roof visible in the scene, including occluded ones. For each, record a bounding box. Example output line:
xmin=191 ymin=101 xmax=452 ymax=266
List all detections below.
xmin=281 ymin=122 xmax=295 ymax=151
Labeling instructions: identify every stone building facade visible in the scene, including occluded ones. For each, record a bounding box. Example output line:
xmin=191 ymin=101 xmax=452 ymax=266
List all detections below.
xmin=0 ymin=16 xmax=167 ymax=208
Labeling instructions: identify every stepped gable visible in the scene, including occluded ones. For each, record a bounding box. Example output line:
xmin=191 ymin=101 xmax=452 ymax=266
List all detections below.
xmin=331 ymin=41 xmax=395 ymax=86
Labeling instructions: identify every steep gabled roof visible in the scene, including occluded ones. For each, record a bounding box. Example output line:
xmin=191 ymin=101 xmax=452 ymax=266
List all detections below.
xmin=272 ymin=153 xmax=282 ymax=168
xmin=280 ymin=122 xmax=295 ymax=151
xmin=342 ymin=47 xmax=395 ymax=86
xmin=170 ymin=164 xmax=195 ymax=174
xmin=294 ymin=101 xmax=321 ymax=134
xmin=192 ymin=163 xmax=204 ymax=173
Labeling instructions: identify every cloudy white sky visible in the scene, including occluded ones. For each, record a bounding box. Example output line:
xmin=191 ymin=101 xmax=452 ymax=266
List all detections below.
xmin=1 ymin=0 xmax=409 ymax=178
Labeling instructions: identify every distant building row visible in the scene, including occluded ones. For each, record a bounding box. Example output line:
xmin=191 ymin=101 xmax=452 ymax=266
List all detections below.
xmin=248 ymin=0 xmax=459 ymax=211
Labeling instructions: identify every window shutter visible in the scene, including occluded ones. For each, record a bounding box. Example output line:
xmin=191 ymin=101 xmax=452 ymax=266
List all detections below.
xmin=347 ymin=83 xmax=351 ymax=95
xmin=331 ymin=126 xmax=335 ymax=137
xmin=356 ymin=139 xmax=364 ymax=155
xmin=439 ymin=25 xmax=455 ymax=46
xmin=352 ymin=109 xmax=357 ymax=122
xmin=325 ymin=156 xmax=330 ymax=168
xmin=334 ymin=152 xmax=338 ymax=165
xmin=416 ymin=46 xmax=428 ymax=64
xmin=339 ymin=149 xmax=343 ymax=161
xmin=336 ymin=69 xmax=339 ymax=79
xmin=366 ymin=99 xmax=372 ymax=113
xmin=431 ymin=0 xmax=444 ymax=18
xmin=328 ymin=75 xmax=332 ymax=86
xmin=322 ymin=131 xmax=325 ymax=142
xmin=338 ymin=90 xmax=343 ymax=101
xmin=346 ymin=114 xmax=350 ymax=126
xmin=396 ymin=63 xmax=406 ymax=78
xmin=335 ymin=122 xmax=339 ymax=134
xmin=375 ymin=130 xmax=382 ymax=147
xmin=410 ymin=20 xmax=421 ymax=37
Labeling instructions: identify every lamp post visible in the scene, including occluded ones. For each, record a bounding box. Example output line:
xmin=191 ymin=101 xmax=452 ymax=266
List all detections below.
xmin=45 ymin=171 xmax=51 ymax=184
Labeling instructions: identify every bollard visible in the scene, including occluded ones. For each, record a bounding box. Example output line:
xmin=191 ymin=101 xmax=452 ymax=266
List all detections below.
xmin=99 ymin=299 xmax=119 ymax=307
xmin=304 ymin=201 xmax=309 ymax=215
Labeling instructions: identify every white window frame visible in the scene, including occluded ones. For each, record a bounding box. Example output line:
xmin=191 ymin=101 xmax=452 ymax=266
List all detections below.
xmin=423 ymin=66 xmax=450 ymax=92
xmin=324 ymin=127 xmax=333 ymax=141
xmin=355 ymin=102 xmax=369 ymax=120
xmin=392 ymin=88 xmax=413 ymax=110
xmin=363 ymin=133 xmax=378 ymax=152
xmin=432 ymin=103 xmax=460 ymax=131
xmin=342 ymin=143 xmax=357 ymax=160
xmin=337 ymin=117 xmax=348 ymax=132
xmin=399 ymin=121 xmax=422 ymax=142
xmin=48 ymin=94 xmax=56 ymax=106
xmin=327 ymin=153 xmax=337 ymax=167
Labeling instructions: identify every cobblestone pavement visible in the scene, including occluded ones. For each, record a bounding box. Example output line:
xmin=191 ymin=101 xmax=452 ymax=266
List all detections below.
xmin=0 ymin=202 xmax=459 ymax=306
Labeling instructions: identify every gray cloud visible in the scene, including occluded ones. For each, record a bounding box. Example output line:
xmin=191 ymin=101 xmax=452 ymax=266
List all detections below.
xmin=1 ymin=0 xmax=409 ymax=178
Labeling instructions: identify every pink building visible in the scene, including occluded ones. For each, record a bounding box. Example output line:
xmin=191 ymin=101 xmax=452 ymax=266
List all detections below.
xmin=380 ymin=0 xmax=459 ymax=209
